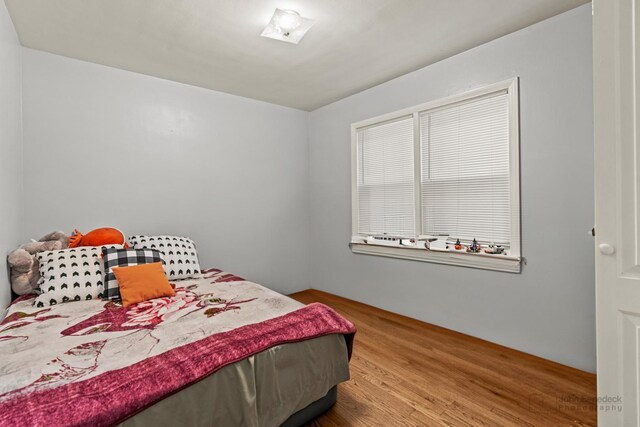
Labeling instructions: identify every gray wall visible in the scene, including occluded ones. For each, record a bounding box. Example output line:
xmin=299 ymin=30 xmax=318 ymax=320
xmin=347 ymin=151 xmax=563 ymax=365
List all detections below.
xmin=308 ymin=5 xmax=595 ymax=372
xmin=21 ymin=48 xmax=310 ymax=295
xmin=0 ymin=1 xmax=22 ymax=312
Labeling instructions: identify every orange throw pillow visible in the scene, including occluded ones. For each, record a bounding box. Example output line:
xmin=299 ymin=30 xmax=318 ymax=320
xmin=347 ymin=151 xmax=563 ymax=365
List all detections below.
xmin=69 ymin=227 xmax=128 ymax=248
xmin=112 ymin=262 xmax=175 ymax=307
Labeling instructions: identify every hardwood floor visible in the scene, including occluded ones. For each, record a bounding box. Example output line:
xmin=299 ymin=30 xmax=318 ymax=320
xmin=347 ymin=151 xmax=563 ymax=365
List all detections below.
xmin=289 ymin=290 xmax=596 ymax=427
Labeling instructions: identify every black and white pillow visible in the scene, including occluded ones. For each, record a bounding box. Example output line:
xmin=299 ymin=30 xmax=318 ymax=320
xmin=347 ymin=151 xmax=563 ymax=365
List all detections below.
xmin=128 ymin=235 xmax=201 ymax=281
xmin=34 ymin=246 xmax=121 ymax=308
xmin=102 ymin=247 xmax=165 ymax=301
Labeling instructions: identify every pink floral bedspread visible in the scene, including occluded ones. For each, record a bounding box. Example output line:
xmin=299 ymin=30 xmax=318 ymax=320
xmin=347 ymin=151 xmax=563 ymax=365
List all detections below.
xmin=0 ymin=268 xmax=356 ymax=427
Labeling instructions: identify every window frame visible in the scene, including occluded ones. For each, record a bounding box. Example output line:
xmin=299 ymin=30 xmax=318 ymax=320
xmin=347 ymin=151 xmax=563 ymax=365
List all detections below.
xmin=350 ymin=78 xmax=521 ymax=273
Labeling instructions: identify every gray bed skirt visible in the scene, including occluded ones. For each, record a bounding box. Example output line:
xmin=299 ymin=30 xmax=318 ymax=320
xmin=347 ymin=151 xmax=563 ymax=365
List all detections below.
xmin=280 ymin=386 xmax=337 ymax=427
xmin=118 ymin=334 xmax=349 ymax=427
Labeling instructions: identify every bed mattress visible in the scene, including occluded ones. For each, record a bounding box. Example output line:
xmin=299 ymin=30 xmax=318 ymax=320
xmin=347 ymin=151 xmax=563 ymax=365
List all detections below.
xmin=0 ymin=268 xmax=355 ymax=426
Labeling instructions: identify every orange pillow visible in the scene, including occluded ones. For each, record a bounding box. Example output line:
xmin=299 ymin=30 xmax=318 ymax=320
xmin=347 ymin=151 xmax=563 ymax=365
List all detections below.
xmin=112 ymin=262 xmax=175 ymax=307
xmin=69 ymin=227 xmax=128 ymax=248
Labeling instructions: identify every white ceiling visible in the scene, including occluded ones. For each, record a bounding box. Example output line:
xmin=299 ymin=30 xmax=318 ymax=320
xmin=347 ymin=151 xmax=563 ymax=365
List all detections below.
xmin=5 ymin=0 xmax=589 ymax=111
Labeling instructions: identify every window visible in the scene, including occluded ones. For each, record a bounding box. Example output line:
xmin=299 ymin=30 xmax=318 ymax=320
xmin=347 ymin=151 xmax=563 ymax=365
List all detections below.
xmin=351 ymin=79 xmax=521 ymax=272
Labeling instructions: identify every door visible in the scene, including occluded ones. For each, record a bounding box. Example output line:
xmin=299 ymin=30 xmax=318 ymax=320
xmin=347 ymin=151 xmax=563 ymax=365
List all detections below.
xmin=594 ymin=0 xmax=640 ymax=425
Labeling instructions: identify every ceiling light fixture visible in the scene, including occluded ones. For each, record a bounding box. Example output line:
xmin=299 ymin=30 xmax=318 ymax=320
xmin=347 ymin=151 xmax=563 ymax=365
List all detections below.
xmin=261 ymin=8 xmax=314 ymax=44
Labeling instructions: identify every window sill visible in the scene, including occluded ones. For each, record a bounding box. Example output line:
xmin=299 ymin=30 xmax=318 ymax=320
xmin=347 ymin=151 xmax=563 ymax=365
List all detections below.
xmin=349 ymin=242 xmax=521 ymax=273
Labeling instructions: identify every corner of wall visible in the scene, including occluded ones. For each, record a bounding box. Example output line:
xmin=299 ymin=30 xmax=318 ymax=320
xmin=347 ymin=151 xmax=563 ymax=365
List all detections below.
xmin=18 ymin=47 xmax=25 ymax=244
xmin=304 ymin=111 xmax=314 ymax=291
xmin=0 ymin=0 xmax=24 ymax=311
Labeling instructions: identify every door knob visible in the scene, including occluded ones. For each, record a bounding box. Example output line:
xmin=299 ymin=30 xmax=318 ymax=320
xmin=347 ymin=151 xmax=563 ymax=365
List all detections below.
xmin=599 ymin=243 xmax=615 ymax=255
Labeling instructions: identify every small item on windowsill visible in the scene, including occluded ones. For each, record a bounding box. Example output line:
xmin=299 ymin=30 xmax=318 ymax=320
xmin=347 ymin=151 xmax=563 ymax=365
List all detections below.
xmin=454 ymin=238 xmax=463 ymax=250
xmin=423 ymin=237 xmax=438 ymax=249
xmin=399 ymin=238 xmax=416 ymax=247
xmin=365 ymin=235 xmax=416 ymax=248
xmin=466 ymin=238 xmax=481 ymax=253
xmin=425 ymin=236 xmax=448 ymax=251
xmin=484 ymin=245 xmax=505 ymax=255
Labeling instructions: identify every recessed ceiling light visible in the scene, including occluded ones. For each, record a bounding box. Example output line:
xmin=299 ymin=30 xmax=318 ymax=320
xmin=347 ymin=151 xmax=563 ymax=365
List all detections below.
xmin=261 ymin=8 xmax=314 ymax=45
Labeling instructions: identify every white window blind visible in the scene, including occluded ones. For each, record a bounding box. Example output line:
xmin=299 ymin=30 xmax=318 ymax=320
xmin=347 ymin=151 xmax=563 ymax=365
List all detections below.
xmin=357 ymin=116 xmax=415 ymax=237
xmin=420 ymin=92 xmax=511 ymax=244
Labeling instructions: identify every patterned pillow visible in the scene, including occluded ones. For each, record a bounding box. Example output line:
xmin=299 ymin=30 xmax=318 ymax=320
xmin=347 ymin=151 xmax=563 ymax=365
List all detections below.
xmin=102 ymin=247 xmax=165 ymax=301
xmin=34 ymin=246 xmax=121 ymax=308
xmin=128 ymin=235 xmax=201 ymax=280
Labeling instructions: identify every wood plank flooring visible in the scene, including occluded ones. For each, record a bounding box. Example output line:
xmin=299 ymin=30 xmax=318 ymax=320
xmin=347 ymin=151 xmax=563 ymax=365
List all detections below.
xmin=289 ymin=290 xmax=596 ymax=427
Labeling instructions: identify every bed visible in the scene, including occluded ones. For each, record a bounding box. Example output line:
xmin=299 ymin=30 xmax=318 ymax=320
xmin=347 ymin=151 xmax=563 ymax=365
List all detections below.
xmin=0 ymin=268 xmax=355 ymax=426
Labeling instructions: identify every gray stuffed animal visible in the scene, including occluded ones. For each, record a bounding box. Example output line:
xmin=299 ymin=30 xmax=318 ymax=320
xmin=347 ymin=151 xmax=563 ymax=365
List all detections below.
xmin=8 ymin=231 xmax=69 ymax=295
